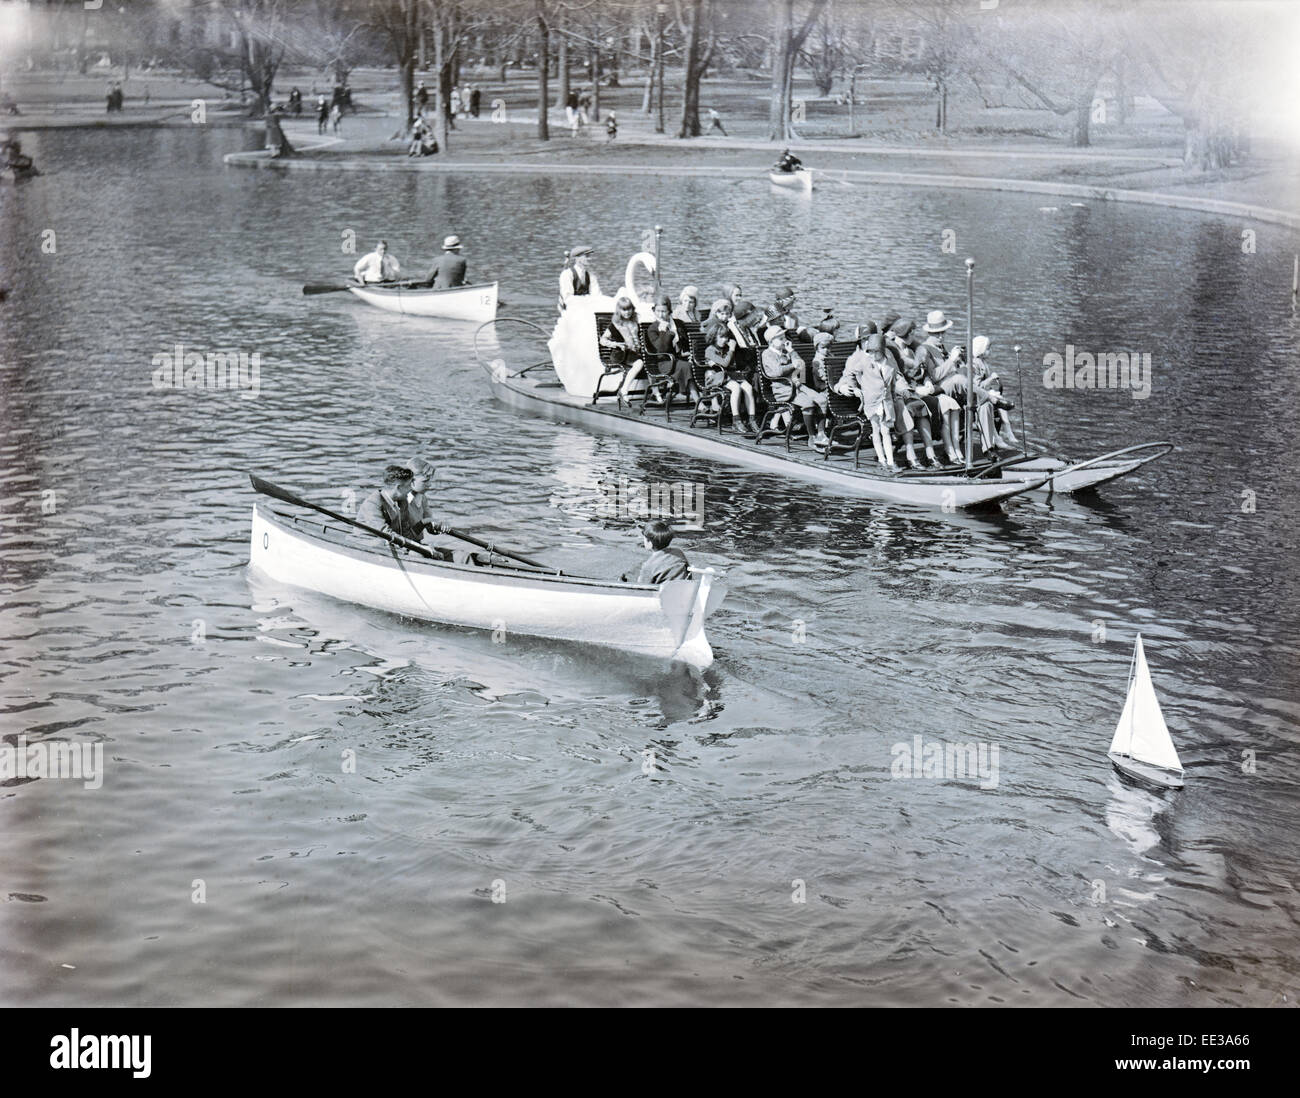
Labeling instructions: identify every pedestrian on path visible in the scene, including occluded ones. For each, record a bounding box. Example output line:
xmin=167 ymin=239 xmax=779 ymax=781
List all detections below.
xmin=706 ymin=107 xmax=727 ymax=135
xmin=606 ymin=111 xmax=617 ymax=142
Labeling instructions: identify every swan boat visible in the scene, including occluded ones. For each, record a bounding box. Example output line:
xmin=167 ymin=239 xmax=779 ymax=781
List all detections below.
xmin=478 ymin=252 xmax=1171 ymax=511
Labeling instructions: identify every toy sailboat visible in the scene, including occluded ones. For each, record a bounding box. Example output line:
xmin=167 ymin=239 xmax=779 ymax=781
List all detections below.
xmin=1108 ymin=634 xmax=1185 ymax=789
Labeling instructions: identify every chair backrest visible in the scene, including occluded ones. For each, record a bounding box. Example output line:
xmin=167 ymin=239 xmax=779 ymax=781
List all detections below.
xmin=756 ymin=370 xmax=789 ymax=406
xmin=825 ymin=360 xmax=862 ymax=420
xmin=593 ymin=312 xmax=614 ymax=367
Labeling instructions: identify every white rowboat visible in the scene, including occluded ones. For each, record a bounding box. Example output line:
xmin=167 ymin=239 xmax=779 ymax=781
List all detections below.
xmin=769 ymin=169 xmax=813 ymax=192
xmin=347 ymin=279 xmax=498 ymax=321
xmin=248 ymin=504 xmax=725 ymax=668
xmin=1108 ymin=634 xmax=1185 ymax=789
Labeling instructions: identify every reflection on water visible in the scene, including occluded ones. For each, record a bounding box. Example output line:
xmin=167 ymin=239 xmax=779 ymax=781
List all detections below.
xmin=0 ymin=126 xmax=1297 ymax=1007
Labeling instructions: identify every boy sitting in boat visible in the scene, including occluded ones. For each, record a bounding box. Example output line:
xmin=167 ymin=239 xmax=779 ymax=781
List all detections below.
xmin=632 ymin=520 xmax=690 ymax=585
xmin=761 ymin=326 xmax=829 ymax=448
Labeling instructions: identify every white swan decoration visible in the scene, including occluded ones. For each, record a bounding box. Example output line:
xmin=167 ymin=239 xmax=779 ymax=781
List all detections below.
xmin=549 ymin=250 xmax=662 ymax=398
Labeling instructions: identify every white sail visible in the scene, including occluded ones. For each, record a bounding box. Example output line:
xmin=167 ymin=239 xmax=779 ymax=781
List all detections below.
xmin=1108 ymin=635 xmax=1183 ymax=773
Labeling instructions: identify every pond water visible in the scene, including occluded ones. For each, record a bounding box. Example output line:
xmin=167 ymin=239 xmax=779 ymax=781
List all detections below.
xmin=1 ymin=126 xmax=1297 ymax=1006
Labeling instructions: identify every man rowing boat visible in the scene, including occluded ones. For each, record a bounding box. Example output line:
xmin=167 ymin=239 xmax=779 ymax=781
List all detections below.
xmin=353 ymin=240 xmax=400 ymax=284
xmin=357 ymin=460 xmax=477 ymax=563
xmin=357 ymin=464 xmax=421 ymax=538
xmin=773 ymin=148 xmax=803 ymax=173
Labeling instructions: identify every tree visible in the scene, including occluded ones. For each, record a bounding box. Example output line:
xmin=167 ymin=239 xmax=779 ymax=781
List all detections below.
xmin=677 ymin=0 xmax=718 ymax=137
xmin=1124 ymin=1 xmax=1263 ymax=170
xmin=768 ymin=0 xmax=828 ymax=141
xmin=226 ymin=0 xmax=292 ymax=118
xmin=372 ymin=0 xmax=421 ymax=129
xmin=977 ymin=0 xmax=1122 ymax=147
xmin=536 ymin=0 xmax=552 ymax=139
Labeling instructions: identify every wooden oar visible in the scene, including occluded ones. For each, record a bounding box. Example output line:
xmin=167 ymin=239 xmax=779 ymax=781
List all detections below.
xmin=302 ymin=282 xmax=354 ymax=295
xmin=249 ymin=473 xmax=558 ymax=572
xmin=431 ymin=524 xmax=556 ymax=571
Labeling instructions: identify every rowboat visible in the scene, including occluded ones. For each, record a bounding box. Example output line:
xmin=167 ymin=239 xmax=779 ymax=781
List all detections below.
xmin=347 ymin=279 xmax=498 ymax=321
xmin=248 ymin=503 xmax=726 ymax=668
xmin=769 ymin=168 xmax=813 ymax=192
xmin=1108 ymin=634 xmax=1185 ymax=789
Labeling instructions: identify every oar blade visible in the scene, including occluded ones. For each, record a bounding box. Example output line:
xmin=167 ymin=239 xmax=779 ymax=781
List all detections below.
xmin=302 ymin=283 xmax=353 ymax=295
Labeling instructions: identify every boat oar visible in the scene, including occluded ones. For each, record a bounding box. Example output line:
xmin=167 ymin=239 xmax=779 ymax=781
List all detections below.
xmin=249 ymin=473 xmax=559 ymax=573
xmin=430 ymin=524 xmax=556 ymax=571
xmin=302 ymin=282 xmax=354 ymax=295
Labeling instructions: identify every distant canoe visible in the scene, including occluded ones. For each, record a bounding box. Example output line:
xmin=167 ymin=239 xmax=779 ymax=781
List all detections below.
xmin=769 ymin=168 xmax=813 ymax=192
xmin=347 ymin=279 xmax=498 ymax=321
xmin=248 ymin=503 xmax=725 ymax=668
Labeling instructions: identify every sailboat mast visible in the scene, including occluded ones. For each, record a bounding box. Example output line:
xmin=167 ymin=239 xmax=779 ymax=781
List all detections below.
xmin=1124 ymin=635 xmax=1140 ymax=756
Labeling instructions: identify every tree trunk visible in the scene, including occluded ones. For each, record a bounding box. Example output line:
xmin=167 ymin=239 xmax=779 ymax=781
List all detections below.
xmin=591 ymin=39 xmax=601 ymax=120
xmin=536 ymin=7 xmax=550 ymax=140
xmin=401 ymin=55 xmax=416 ymax=128
xmin=768 ymin=2 xmax=793 ymax=140
xmin=642 ymin=32 xmax=656 ymax=114
xmin=433 ymin=21 xmax=449 ymax=148
xmin=555 ymin=20 xmax=568 ymax=108
xmin=678 ymin=0 xmax=706 ymax=138
xmin=768 ymin=0 xmax=828 ymax=141
xmin=1070 ymin=85 xmax=1094 ymax=147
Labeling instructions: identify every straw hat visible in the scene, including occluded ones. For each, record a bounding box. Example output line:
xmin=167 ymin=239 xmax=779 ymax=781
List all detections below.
xmin=925 ymin=309 xmax=953 ymax=333
xmin=972 ymin=335 xmax=990 ymax=358
xmin=442 ymin=235 xmax=461 ymax=250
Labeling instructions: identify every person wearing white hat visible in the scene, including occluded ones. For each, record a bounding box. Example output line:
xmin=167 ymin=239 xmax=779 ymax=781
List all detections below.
xmin=420 ymin=235 xmax=467 ymax=289
xmin=673 ymin=286 xmax=700 ymax=325
xmin=971 ymin=335 xmax=1019 ymax=448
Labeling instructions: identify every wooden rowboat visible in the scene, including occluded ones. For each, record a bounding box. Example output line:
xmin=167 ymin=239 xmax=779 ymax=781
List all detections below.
xmin=248 ymin=503 xmax=726 ymax=667
xmin=347 ymin=279 xmax=498 ymax=321
xmin=769 ymin=168 xmax=813 ymax=192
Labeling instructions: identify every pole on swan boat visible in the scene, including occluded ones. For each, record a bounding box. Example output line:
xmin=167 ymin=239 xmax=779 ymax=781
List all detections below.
xmin=964 ymin=257 xmax=975 ymax=470
xmin=654 ymin=224 xmax=663 ymax=296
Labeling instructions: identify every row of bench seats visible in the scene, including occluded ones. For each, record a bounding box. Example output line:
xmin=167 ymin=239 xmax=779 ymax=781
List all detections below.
xmin=589 ymin=313 xmax=873 ymax=464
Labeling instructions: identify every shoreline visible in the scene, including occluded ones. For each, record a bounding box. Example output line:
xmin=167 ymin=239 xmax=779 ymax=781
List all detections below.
xmin=10 ymin=98 xmax=1297 ymax=231
xmin=222 ymin=137 xmax=1300 ymax=232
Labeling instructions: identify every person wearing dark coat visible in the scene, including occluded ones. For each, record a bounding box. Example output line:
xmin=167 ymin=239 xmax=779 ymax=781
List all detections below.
xmin=422 ymin=236 xmax=468 ymax=288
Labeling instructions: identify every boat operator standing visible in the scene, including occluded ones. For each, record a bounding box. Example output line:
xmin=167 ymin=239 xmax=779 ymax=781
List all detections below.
xmin=558 ymin=245 xmax=600 ymax=311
